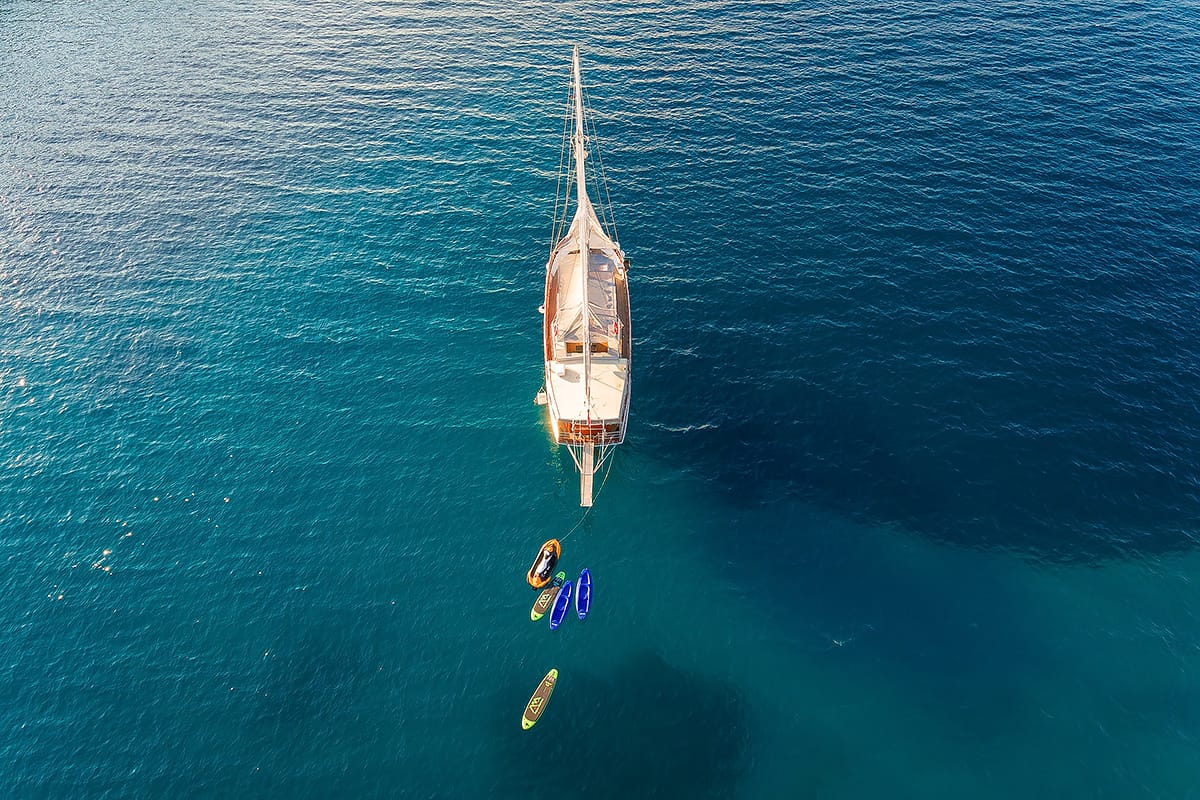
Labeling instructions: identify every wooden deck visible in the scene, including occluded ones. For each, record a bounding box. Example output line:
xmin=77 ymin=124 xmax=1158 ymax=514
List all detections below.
xmin=580 ymin=443 xmax=594 ymax=507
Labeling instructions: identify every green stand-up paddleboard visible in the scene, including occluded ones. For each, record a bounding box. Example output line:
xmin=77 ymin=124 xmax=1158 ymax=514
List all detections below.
xmin=531 ymin=572 xmax=567 ymax=621
xmin=522 ymin=668 xmax=557 ymax=730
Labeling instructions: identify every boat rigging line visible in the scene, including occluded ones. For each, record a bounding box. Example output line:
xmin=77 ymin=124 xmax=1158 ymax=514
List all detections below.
xmin=556 ymin=452 xmax=616 ymax=542
xmin=582 ymin=82 xmax=618 ymax=243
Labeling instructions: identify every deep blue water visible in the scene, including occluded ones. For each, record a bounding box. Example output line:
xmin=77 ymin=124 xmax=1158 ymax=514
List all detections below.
xmin=3 ymin=0 xmax=1200 ymax=797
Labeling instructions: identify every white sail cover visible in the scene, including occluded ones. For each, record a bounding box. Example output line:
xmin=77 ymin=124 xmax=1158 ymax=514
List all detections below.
xmin=550 ymin=210 xmax=622 ymax=350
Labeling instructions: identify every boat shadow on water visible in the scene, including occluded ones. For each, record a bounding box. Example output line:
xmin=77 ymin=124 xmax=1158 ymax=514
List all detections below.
xmin=490 ymin=650 xmax=748 ymax=799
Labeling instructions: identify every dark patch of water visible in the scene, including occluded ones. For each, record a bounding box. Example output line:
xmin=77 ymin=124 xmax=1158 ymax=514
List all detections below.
xmin=489 ymin=650 xmax=748 ymax=799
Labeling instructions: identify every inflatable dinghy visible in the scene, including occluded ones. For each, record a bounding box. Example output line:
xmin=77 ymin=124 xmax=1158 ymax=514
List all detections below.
xmin=526 ymin=539 xmax=561 ymax=589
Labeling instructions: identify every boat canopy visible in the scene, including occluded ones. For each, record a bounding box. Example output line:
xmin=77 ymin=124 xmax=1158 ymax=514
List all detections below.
xmin=548 ymin=210 xmax=624 ymax=358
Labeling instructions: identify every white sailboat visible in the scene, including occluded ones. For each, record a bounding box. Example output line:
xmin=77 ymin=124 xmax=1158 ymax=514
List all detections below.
xmin=541 ymin=46 xmax=632 ymax=507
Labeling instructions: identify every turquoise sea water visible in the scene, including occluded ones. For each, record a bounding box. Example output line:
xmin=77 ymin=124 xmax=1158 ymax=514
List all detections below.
xmin=3 ymin=1 xmax=1200 ymax=797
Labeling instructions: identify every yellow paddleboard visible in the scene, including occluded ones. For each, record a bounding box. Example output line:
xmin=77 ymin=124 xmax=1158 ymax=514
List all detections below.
xmin=531 ymin=571 xmax=567 ymax=621
xmin=521 ymin=668 xmax=558 ymax=730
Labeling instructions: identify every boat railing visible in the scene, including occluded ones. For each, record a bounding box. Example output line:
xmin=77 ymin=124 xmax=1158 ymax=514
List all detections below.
xmin=559 ymin=419 xmax=623 ymax=445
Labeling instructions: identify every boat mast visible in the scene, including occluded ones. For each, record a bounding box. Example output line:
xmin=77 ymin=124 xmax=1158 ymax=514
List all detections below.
xmin=572 ymin=45 xmax=592 ymax=422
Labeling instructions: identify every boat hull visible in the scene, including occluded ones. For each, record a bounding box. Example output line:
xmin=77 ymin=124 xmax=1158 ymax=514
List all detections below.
xmin=542 ymin=246 xmax=631 ymax=446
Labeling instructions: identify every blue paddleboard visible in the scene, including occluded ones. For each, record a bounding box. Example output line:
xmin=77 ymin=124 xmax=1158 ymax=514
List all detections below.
xmin=575 ymin=569 xmax=591 ymax=620
xmin=549 ymin=580 xmax=573 ymax=630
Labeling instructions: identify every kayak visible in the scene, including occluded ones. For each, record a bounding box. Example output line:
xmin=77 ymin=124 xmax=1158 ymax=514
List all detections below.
xmin=575 ymin=568 xmax=591 ymax=620
xmin=526 ymin=539 xmax=561 ymax=589
xmin=531 ymin=571 xmax=567 ymax=621
xmin=549 ymin=580 xmax=573 ymax=631
xmin=521 ymin=668 xmax=558 ymax=730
